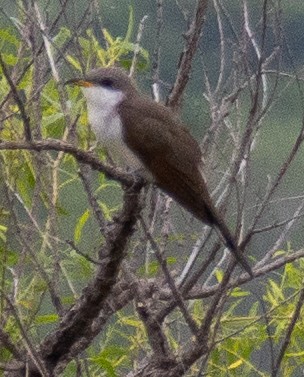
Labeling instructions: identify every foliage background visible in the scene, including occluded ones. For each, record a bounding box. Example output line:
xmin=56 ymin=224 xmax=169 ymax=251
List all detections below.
xmin=1 ymin=1 xmax=304 ymax=376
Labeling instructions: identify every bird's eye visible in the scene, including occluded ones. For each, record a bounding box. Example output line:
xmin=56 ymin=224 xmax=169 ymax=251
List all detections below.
xmin=100 ymin=78 xmax=114 ymax=88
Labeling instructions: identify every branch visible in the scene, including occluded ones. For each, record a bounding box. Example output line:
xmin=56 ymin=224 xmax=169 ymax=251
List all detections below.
xmin=39 ymin=186 xmax=142 ymax=375
xmin=151 ymin=0 xmax=164 ymax=102
xmin=0 ymin=139 xmax=139 ymax=187
xmin=272 ymin=287 xmax=304 ymax=376
xmin=0 ymin=327 xmax=24 ymax=361
xmin=140 ymin=217 xmax=199 ymax=335
xmin=132 ymin=268 xmax=174 ymax=361
xmin=78 ymin=164 xmax=106 ymax=233
xmin=1 ymin=291 xmax=48 ymax=376
xmin=129 ymin=15 xmax=149 ymax=78
xmin=0 ymin=54 xmax=32 ymax=141
xmin=167 ymin=0 xmax=209 ymax=110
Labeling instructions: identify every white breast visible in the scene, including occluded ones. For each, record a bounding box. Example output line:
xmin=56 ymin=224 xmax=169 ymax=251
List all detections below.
xmin=82 ymin=86 xmax=152 ymax=179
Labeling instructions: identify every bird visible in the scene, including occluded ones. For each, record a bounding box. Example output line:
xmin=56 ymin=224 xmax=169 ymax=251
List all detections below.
xmin=65 ymin=67 xmax=252 ymax=276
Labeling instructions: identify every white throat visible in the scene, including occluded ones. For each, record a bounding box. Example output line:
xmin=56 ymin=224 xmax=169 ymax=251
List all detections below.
xmin=82 ymin=86 xmax=152 ymax=180
xmin=82 ymin=86 xmax=124 ymax=140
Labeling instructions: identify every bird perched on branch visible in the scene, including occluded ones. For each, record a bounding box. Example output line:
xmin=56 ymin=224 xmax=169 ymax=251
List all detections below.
xmin=66 ymin=67 xmax=252 ymax=276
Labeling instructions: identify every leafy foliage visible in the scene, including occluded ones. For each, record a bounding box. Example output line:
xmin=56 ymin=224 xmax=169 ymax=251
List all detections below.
xmin=0 ymin=2 xmax=304 ymax=376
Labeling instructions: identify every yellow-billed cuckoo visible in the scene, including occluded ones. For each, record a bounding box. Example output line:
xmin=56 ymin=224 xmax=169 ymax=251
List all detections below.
xmin=66 ymin=67 xmax=252 ymax=275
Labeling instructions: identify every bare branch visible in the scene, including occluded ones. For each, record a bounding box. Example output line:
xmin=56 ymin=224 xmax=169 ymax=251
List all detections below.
xmin=0 ymin=327 xmax=24 ymax=361
xmin=0 ymin=139 xmax=139 ymax=187
xmin=151 ymin=0 xmax=164 ymax=102
xmin=272 ymin=287 xmax=304 ymax=376
xmin=167 ymin=0 xmax=209 ymax=110
xmin=140 ymin=217 xmax=199 ymax=336
xmin=39 ymin=186 xmax=142 ymax=375
xmin=78 ymin=164 xmax=106 ymax=233
xmin=1 ymin=291 xmax=48 ymax=377
xmin=129 ymin=15 xmax=149 ymax=78
xmin=0 ymin=54 xmax=32 ymax=141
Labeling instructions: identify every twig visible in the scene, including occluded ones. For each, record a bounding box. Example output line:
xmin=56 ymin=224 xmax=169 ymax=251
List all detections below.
xmin=140 ymin=217 xmax=199 ymax=335
xmin=213 ymin=0 xmax=226 ymax=96
xmin=129 ymin=15 xmax=148 ymax=78
xmin=0 ymin=327 xmax=24 ymax=360
xmin=151 ymin=0 xmax=163 ymax=102
xmin=39 ymin=186 xmax=142 ymax=375
xmin=272 ymin=287 xmax=304 ymax=376
xmin=126 ymin=259 xmax=173 ymax=360
xmin=78 ymin=164 xmax=106 ymax=233
xmin=243 ymin=0 xmax=268 ymax=109
xmin=177 ymin=227 xmax=213 ymax=286
xmin=66 ymin=240 xmax=102 ymax=265
xmin=0 ymin=54 xmax=32 ymax=141
xmin=34 ymin=2 xmax=60 ymax=82
xmin=198 ymin=261 xmax=235 ymax=339
xmin=167 ymin=0 xmax=208 ymax=110
xmin=250 ymin=212 xmax=304 ymax=236
xmin=181 ymin=248 xmax=304 ymax=300
xmin=2 ymin=180 xmax=64 ymax=315
xmin=1 ymin=290 xmax=48 ymax=377
xmin=0 ymin=139 xmax=139 ymax=187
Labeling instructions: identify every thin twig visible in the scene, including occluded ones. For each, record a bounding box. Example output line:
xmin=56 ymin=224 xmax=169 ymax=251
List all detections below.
xmin=167 ymin=0 xmax=208 ymax=110
xmin=1 ymin=290 xmax=48 ymax=377
xmin=129 ymin=15 xmax=148 ymax=78
xmin=66 ymin=240 xmax=102 ymax=265
xmin=0 ymin=139 xmax=139 ymax=187
xmin=272 ymin=287 xmax=304 ymax=376
xmin=140 ymin=217 xmax=199 ymax=336
xmin=34 ymin=2 xmax=60 ymax=82
xmin=0 ymin=54 xmax=31 ymax=141
xmin=0 ymin=327 xmax=24 ymax=360
xmin=78 ymin=164 xmax=106 ymax=233
xmin=151 ymin=0 xmax=163 ymax=102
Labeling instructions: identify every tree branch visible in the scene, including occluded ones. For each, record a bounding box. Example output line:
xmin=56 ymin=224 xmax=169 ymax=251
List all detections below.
xmin=0 ymin=54 xmax=32 ymax=141
xmin=167 ymin=0 xmax=208 ymax=110
xmin=0 ymin=139 xmax=139 ymax=186
xmin=39 ymin=186 xmax=142 ymax=375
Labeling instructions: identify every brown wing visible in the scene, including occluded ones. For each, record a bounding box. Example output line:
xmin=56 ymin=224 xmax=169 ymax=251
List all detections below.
xmin=119 ymin=97 xmax=217 ymax=225
xmin=119 ymin=97 xmax=253 ymax=274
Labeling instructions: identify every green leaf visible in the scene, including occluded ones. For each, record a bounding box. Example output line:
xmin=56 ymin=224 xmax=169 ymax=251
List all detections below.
xmin=215 ymin=269 xmax=224 ymax=282
xmin=228 ymin=359 xmax=243 ymax=370
xmin=0 ymin=28 xmax=19 ymax=46
xmin=16 ymin=161 xmax=36 ymax=207
xmin=74 ymin=209 xmax=90 ymax=243
xmin=86 ymin=29 xmax=107 ymax=66
xmin=78 ymin=35 xmax=91 ymax=52
xmin=269 ymin=279 xmax=285 ymax=301
xmin=53 ymin=27 xmax=71 ymax=47
xmin=166 ymin=256 xmax=177 ymax=265
xmin=98 ymin=346 xmax=127 ymax=360
xmin=120 ymin=317 xmax=143 ymax=328
xmin=42 ymin=112 xmax=64 ymax=127
xmin=140 ymin=260 xmax=159 ymax=276
xmin=66 ymin=55 xmax=82 ymax=71
xmin=0 ymin=247 xmax=18 ymax=267
xmin=89 ymin=356 xmax=117 ymax=377
xmin=102 ymin=29 xmax=115 ymax=45
xmin=124 ymin=6 xmax=134 ymax=43
xmin=286 ymin=350 xmax=304 ymax=358
xmin=231 ymin=287 xmax=250 ymax=298
xmin=98 ymin=201 xmax=114 ymax=221
xmin=0 ymin=224 xmax=7 ymax=233
xmin=35 ymin=314 xmax=59 ymax=325
xmin=249 ymin=301 xmax=259 ymax=316
xmin=2 ymin=54 xmax=18 ymax=66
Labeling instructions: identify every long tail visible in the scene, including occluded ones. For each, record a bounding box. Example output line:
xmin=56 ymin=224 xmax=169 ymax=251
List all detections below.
xmin=213 ymin=218 xmax=253 ymax=276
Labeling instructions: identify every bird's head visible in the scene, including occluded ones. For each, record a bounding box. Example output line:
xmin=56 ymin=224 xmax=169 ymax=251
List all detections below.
xmin=65 ymin=67 xmax=137 ymax=108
